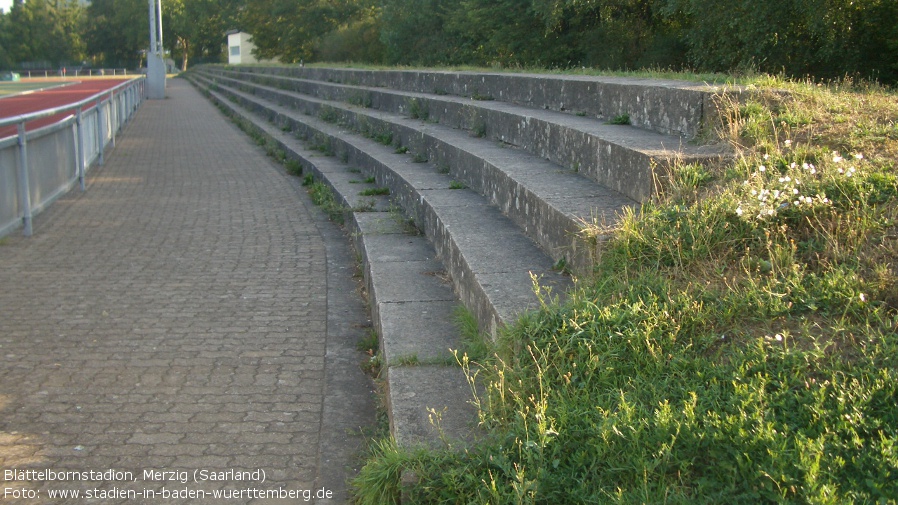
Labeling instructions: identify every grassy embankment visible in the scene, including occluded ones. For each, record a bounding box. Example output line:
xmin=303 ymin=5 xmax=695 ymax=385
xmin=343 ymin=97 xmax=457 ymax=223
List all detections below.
xmin=351 ymin=75 xmax=898 ymax=504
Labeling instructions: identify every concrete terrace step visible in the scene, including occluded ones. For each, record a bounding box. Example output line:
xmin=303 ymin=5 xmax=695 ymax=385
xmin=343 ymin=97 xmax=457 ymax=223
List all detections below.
xmin=192 ymin=73 xmax=573 ymax=331
xmin=186 ymin=65 xmax=731 ymax=452
xmin=197 ymin=69 xmax=636 ymax=273
xmin=225 ymin=65 xmax=721 ymax=139
xmin=204 ymin=66 xmax=728 ymax=203
xmin=187 ymin=72 xmax=569 ymax=447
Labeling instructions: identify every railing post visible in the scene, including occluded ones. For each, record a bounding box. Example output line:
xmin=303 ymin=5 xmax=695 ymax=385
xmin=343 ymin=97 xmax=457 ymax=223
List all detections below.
xmin=110 ymin=92 xmax=117 ymax=149
xmin=96 ymin=101 xmax=105 ymax=166
xmin=75 ymin=107 xmax=86 ymax=190
xmin=16 ymin=123 xmax=33 ymax=237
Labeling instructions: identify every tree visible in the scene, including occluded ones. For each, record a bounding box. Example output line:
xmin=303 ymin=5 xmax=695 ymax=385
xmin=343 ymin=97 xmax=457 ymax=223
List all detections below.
xmin=165 ymin=0 xmax=245 ymax=71
xmin=1 ymin=0 xmax=85 ymax=67
xmin=317 ymin=5 xmax=385 ymax=63
xmin=241 ymin=0 xmax=361 ymax=63
xmin=0 ymin=9 xmax=12 ymax=69
xmin=446 ymin=0 xmax=561 ymax=67
xmin=665 ymin=0 xmax=898 ymax=82
xmin=85 ymin=0 xmax=147 ymax=68
xmin=380 ymin=0 xmax=465 ymax=65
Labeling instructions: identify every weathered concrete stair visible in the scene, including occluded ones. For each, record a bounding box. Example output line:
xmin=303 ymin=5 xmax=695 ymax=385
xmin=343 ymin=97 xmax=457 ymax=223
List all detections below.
xmin=204 ymin=66 xmax=728 ymax=203
xmin=197 ymin=69 xmax=641 ymax=273
xmin=185 ymin=66 xmax=726 ymax=450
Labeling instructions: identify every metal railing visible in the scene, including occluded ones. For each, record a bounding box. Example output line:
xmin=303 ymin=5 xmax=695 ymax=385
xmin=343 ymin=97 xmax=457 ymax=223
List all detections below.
xmin=14 ymin=69 xmax=134 ymax=78
xmin=0 ymin=77 xmax=146 ymax=237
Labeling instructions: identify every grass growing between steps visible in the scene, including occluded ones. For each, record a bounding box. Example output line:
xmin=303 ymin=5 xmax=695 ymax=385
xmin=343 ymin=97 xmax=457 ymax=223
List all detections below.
xmin=303 ymin=176 xmax=347 ymax=224
xmin=352 ymin=79 xmax=898 ymax=503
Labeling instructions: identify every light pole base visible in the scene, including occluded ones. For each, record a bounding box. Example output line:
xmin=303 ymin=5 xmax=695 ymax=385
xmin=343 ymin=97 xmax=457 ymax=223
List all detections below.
xmin=147 ymin=54 xmax=166 ymax=100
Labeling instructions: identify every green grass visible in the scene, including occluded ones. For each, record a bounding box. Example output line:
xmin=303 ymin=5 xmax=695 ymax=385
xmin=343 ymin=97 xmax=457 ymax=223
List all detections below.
xmin=352 ymin=77 xmax=898 ymax=503
xmin=359 ymin=187 xmax=390 ymax=196
xmin=0 ymin=81 xmax=68 ymax=96
xmin=608 ymin=113 xmax=631 ymax=125
xmin=305 ymin=179 xmax=346 ymax=224
xmin=284 ymin=158 xmax=303 ymax=176
xmin=407 ymin=97 xmax=429 ymax=120
xmin=453 ymin=305 xmax=491 ymax=360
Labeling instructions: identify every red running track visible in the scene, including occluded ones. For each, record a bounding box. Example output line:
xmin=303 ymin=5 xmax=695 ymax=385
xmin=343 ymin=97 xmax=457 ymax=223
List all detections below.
xmin=0 ymin=79 xmax=132 ymax=139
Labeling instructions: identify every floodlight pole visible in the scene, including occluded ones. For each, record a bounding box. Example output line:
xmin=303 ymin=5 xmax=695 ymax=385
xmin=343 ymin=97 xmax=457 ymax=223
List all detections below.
xmin=157 ymin=0 xmax=164 ymax=51
xmin=146 ymin=0 xmax=166 ymax=99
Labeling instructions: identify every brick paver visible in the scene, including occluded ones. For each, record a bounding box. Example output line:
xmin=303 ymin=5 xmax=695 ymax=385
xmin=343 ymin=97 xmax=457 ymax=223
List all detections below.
xmin=0 ymin=79 xmax=374 ymax=504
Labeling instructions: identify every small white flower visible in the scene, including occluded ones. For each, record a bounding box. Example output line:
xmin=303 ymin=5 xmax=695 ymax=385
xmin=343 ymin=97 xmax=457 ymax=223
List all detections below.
xmin=759 ymin=165 xmax=766 ymax=172
xmin=833 ymin=151 xmax=844 ymax=163
xmin=793 ymin=188 xmax=799 ymax=194
xmin=854 ymin=153 xmax=864 ymax=160
xmin=736 ymin=207 xmax=744 ymax=216
xmin=764 ymin=154 xmax=770 ymax=160
xmin=859 ymin=293 xmax=867 ymax=302
xmin=775 ymin=334 xmax=783 ymax=341
xmin=784 ymin=139 xmax=792 ymax=147
xmin=790 ymin=162 xmax=797 ymax=169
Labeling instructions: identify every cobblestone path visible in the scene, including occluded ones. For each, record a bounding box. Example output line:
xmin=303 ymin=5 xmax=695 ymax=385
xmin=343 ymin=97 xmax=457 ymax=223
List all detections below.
xmin=0 ymin=78 xmax=374 ymax=504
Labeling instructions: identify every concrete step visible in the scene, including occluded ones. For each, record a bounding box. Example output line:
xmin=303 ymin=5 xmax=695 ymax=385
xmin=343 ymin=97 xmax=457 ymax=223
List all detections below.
xmin=187 ymin=73 xmax=567 ymax=448
xmin=197 ymin=69 xmax=635 ymax=274
xmin=353 ymin=213 xmax=479 ymax=448
xmin=195 ymin=75 xmax=573 ymax=333
xmin=223 ymin=65 xmax=721 ymax=139
xmin=205 ymin=66 xmax=728 ymax=203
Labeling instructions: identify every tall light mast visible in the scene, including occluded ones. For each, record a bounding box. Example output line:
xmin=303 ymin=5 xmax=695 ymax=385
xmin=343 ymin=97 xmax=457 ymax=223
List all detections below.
xmin=147 ymin=0 xmax=166 ymax=99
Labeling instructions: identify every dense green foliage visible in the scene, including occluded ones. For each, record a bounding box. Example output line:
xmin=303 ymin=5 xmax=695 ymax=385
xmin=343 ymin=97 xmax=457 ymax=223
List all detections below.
xmin=3 ymin=0 xmax=895 ymax=81
xmin=244 ymin=0 xmax=897 ymax=83
xmin=353 ymin=81 xmax=898 ymax=504
xmin=83 ymin=0 xmax=147 ymax=68
xmin=0 ymin=0 xmax=84 ymax=68
xmin=0 ymin=0 xmax=240 ymax=70
xmin=164 ymin=0 xmax=244 ymax=71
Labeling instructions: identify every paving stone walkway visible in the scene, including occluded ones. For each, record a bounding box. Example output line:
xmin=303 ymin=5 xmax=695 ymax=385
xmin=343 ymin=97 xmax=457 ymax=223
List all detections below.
xmin=0 ymin=78 xmax=375 ymax=504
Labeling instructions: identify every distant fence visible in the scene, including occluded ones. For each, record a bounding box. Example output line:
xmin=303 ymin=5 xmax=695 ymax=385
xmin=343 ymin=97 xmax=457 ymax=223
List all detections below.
xmin=0 ymin=78 xmax=145 ymax=237
xmin=15 ymin=69 xmax=135 ymax=78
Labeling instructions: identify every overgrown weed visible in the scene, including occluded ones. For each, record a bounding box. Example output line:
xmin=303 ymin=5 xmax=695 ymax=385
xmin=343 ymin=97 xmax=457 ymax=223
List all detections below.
xmin=353 ymin=77 xmax=898 ymax=503
xmin=305 ymin=179 xmax=346 ymax=224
